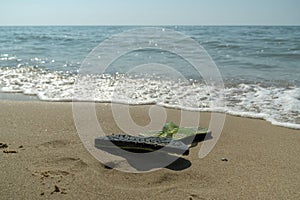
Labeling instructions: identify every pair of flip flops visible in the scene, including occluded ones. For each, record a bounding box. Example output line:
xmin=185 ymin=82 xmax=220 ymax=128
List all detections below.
xmin=95 ymin=122 xmax=211 ymax=156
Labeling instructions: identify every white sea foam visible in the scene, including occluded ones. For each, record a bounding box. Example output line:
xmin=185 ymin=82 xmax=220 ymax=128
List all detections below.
xmin=0 ymin=67 xmax=299 ymax=129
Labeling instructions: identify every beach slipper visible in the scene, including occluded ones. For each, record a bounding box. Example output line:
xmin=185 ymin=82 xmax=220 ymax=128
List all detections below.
xmin=94 ymin=122 xmax=211 ymax=156
xmin=95 ymin=134 xmax=190 ymax=155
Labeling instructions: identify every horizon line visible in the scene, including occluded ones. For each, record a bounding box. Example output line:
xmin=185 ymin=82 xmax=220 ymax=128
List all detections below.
xmin=0 ymin=24 xmax=299 ymax=27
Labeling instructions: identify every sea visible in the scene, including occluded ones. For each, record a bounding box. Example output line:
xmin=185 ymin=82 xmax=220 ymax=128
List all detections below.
xmin=0 ymin=26 xmax=299 ymax=129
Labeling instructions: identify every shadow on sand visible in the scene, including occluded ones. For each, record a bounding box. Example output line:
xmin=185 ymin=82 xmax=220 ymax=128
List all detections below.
xmin=99 ymin=147 xmax=192 ymax=172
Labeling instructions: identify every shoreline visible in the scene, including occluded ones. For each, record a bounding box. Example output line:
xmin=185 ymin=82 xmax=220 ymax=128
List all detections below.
xmin=1 ymin=92 xmax=300 ymax=130
xmin=1 ymin=100 xmax=300 ymax=199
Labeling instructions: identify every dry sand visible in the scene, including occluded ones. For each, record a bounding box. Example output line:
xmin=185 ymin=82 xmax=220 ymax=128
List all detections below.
xmin=0 ymin=100 xmax=299 ymax=199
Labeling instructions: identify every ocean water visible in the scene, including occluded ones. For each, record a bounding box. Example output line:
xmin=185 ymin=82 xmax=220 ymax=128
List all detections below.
xmin=0 ymin=26 xmax=299 ymax=129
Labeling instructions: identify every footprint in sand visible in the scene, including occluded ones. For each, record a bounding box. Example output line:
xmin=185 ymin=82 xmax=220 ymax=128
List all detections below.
xmin=34 ymin=138 xmax=87 ymax=174
xmin=29 ymin=156 xmax=88 ymax=195
xmin=33 ymin=139 xmax=87 ymax=177
xmin=30 ymin=139 xmax=88 ymax=195
xmin=30 ymin=156 xmax=88 ymax=178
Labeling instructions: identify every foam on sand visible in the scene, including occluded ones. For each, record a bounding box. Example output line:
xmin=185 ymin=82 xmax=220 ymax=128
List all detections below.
xmin=0 ymin=66 xmax=299 ymax=129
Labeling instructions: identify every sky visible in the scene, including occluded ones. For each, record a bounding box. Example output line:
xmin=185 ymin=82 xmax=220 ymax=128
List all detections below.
xmin=0 ymin=0 xmax=299 ymax=25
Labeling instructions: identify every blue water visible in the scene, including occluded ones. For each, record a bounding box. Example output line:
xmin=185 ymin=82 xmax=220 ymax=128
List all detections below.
xmin=0 ymin=26 xmax=300 ymax=129
xmin=1 ymin=26 xmax=299 ymax=83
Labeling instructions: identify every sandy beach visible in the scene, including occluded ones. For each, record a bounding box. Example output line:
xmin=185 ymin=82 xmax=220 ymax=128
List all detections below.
xmin=0 ymin=100 xmax=299 ymax=199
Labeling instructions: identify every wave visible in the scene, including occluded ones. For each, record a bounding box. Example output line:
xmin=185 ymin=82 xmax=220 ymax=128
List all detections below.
xmin=0 ymin=66 xmax=299 ymax=130
xmin=13 ymin=34 xmax=78 ymax=42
